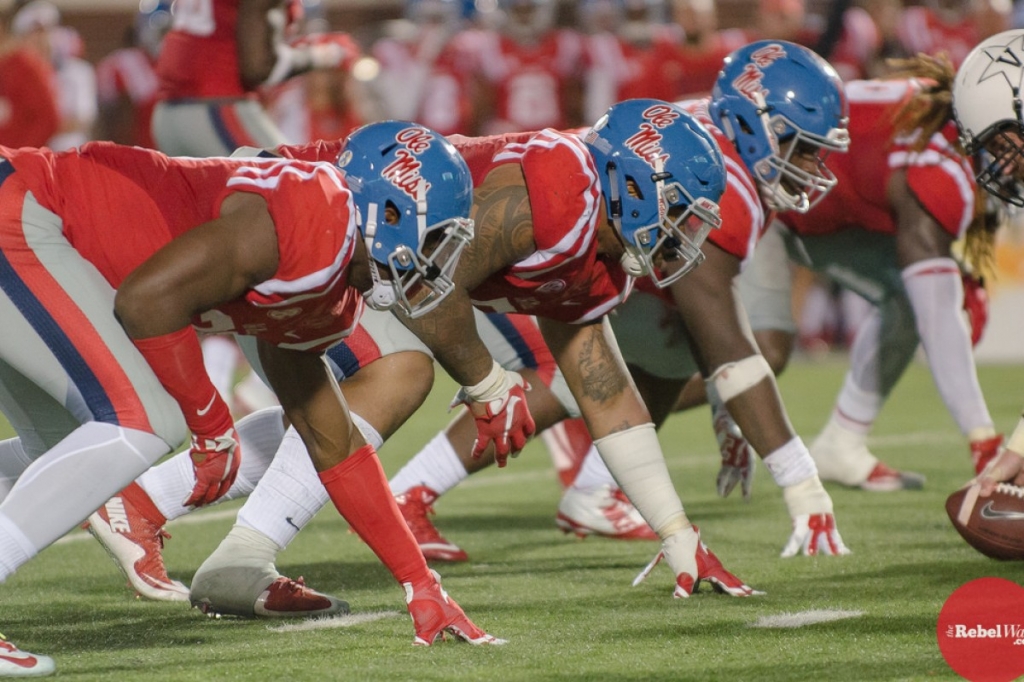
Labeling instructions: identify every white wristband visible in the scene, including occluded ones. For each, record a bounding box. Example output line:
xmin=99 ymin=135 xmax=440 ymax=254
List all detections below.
xmin=462 ymin=361 xmax=512 ymax=403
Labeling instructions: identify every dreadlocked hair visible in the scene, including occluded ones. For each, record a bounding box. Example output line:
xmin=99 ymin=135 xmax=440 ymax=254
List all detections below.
xmin=883 ymin=52 xmax=957 ymax=153
xmin=962 ymin=187 xmax=1001 ymax=280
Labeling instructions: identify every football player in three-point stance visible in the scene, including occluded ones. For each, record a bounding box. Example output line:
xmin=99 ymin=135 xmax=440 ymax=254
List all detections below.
xmin=954 ymin=29 xmax=1024 ymax=498
xmin=90 ymin=99 xmax=766 ymax=614
xmin=0 ymin=121 xmax=519 ymax=671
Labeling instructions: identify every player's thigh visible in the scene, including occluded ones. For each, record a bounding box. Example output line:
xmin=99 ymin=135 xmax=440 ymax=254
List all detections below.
xmin=0 ymin=192 xmax=186 ymax=448
xmin=609 ymin=291 xmax=700 ymax=382
xmin=785 ymin=228 xmax=904 ymax=304
xmin=152 ymin=100 xmax=288 ymax=157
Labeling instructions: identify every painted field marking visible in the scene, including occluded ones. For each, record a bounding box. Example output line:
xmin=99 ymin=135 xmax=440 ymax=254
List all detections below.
xmin=267 ymin=611 xmax=402 ymax=633
xmin=749 ymin=609 xmax=865 ymax=629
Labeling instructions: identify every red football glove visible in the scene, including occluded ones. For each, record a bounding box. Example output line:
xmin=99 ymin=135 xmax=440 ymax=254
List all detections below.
xmin=713 ymin=406 xmax=756 ymax=500
xmin=185 ymin=426 xmax=240 ymax=507
xmin=454 ymin=362 xmax=536 ymax=466
xmin=961 ymin=271 xmax=989 ymax=347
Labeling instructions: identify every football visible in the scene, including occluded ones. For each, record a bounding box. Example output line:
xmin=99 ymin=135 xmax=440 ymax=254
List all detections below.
xmin=945 ymin=483 xmax=1024 ymax=560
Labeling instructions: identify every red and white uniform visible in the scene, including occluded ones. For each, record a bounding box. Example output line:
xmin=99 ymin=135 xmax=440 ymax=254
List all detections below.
xmin=96 ymin=47 xmax=161 ymax=149
xmin=780 ymin=79 xmax=975 ymax=240
xmin=670 ymin=29 xmax=750 ymax=99
xmin=0 ymin=142 xmax=361 ymax=437
xmin=458 ymin=129 xmax=631 ymax=322
xmin=278 ymin=128 xmax=625 ymax=408
xmin=896 ymin=5 xmax=981 ymax=69
xmin=473 ymin=29 xmax=583 ymax=133
xmin=153 ymin=0 xmax=299 ymax=156
xmin=282 ymin=129 xmax=629 ymax=323
xmin=372 ymin=27 xmax=478 ymax=136
xmin=581 ymin=26 xmax=684 ymax=121
xmin=0 ymin=47 xmax=60 ymax=148
xmin=679 ymin=99 xmax=766 ymax=266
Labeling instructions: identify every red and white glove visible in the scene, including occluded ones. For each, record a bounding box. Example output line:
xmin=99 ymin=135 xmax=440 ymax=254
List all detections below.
xmin=781 ymin=475 xmax=850 ymax=557
xmin=961 ymin=271 xmax=989 ymax=347
xmin=185 ymin=426 xmax=240 ymax=507
xmin=291 ymin=31 xmax=359 ymax=70
xmin=713 ymin=406 xmax=756 ymax=500
xmin=970 ymin=434 xmax=1004 ymax=475
xmin=781 ymin=513 xmax=850 ymax=557
xmin=453 ymin=361 xmax=536 ymax=466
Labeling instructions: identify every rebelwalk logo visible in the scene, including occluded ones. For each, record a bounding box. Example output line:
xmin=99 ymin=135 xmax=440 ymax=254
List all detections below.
xmin=937 ymin=577 xmax=1024 ymax=682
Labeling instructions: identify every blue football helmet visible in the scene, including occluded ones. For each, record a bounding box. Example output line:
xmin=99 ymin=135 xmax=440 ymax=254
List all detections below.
xmin=336 ymin=121 xmax=475 ymax=318
xmin=584 ymin=98 xmax=726 ymax=287
xmin=709 ymin=40 xmax=849 ymax=213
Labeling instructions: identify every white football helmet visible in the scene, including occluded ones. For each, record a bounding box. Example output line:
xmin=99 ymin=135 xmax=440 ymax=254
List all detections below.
xmin=953 ymin=29 xmax=1024 ymax=206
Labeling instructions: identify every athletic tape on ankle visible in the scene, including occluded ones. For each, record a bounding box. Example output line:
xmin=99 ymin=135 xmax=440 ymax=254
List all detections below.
xmin=762 ymin=436 xmax=818 ymax=488
xmin=782 ymin=475 xmax=833 ymax=517
xmin=594 ymin=424 xmax=688 ymax=537
xmin=710 ymin=355 xmax=773 ymax=403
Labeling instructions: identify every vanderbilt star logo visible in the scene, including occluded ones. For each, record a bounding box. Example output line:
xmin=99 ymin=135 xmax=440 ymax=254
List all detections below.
xmin=979 ymin=34 xmax=1024 ymax=88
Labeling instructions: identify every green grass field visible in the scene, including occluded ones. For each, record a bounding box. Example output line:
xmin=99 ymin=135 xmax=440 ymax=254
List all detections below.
xmin=5 ymin=357 xmax=1024 ymax=681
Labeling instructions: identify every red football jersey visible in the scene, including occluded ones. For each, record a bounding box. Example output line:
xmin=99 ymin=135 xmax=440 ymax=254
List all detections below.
xmin=460 ymin=129 xmax=631 ymax=323
xmin=779 ymin=79 xmax=975 ymax=240
xmin=278 ymin=130 xmax=632 ymax=324
xmin=474 ymin=29 xmax=583 ymax=133
xmin=2 ymin=142 xmax=361 ymax=352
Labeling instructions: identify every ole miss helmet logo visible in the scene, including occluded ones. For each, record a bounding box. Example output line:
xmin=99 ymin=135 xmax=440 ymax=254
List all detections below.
xmin=382 ymin=127 xmax=434 ymax=199
xmin=624 ymin=104 xmax=681 ymax=170
xmin=732 ymin=43 xmax=787 ymax=107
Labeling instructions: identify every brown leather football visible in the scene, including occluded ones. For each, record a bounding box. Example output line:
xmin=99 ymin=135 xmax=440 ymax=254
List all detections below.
xmin=945 ymin=483 xmax=1024 ymax=560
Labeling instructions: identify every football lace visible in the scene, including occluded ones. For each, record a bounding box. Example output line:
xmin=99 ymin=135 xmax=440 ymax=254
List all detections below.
xmin=994 ymin=482 xmax=1024 ymax=498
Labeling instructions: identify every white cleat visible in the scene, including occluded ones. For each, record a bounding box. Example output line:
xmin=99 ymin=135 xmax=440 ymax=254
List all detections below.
xmin=556 ymin=485 xmax=658 ymax=540
xmin=85 ymin=496 xmax=189 ymax=602
xmin=810 ymin=420 xmax=924 ymax=491
xmin=0 ymin=633 xmax=55 ymax=677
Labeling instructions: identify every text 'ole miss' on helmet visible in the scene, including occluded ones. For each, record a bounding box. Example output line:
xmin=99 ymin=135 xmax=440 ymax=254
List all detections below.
xmin=954 ymin=29 xmax=1024 ymax=207
xmin=337 ymin=121 xmax=474 ymax=318
xmin=584 ymin=98 xmax=726 ymax=288
xmin=710 ymin=40 xmax=849 ymax=213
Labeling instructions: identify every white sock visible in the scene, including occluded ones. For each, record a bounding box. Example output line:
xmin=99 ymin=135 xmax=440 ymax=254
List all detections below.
xmin=902 ymin=258 xmax=994 ymax=435
xmin=0 ymin=438 xmax=34 ymax=503
xmin=201 ymin=335 xmax=239 ymax=403
xmin=138 ymin=406 xmax=287 ymax=520
xmin=236 ymin=426 xmax=329 ymax=549
xmin=389 ymin=432 xmax=468 ymax=496
xmin=0 ymin=423 xmax=169 ymax=579
xmin=570 ymin=445 xmax=616 ymax=491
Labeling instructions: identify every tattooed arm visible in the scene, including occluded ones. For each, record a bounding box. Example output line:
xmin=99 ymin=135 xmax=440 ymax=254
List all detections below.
xmin=399 ymin=163 xmax=538 ymax=386
xmin=537 ymin=315 xmax=652 ymax=439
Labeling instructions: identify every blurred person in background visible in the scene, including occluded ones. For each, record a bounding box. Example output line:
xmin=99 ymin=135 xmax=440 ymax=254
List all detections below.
xmin=0 ymin=4 xmax=58 ymax=149
xmin=95 ymin=0 xmax=172 ymax=148
xmin=371 ymin=0 xmax=480 ymax=135
xmin=11 ymin=1 xmax=97 ymax=151
xmin=470 ymin=0 xmax=585 ymax=134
